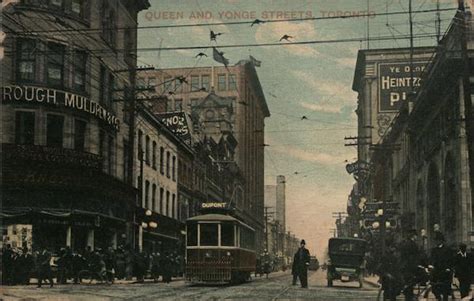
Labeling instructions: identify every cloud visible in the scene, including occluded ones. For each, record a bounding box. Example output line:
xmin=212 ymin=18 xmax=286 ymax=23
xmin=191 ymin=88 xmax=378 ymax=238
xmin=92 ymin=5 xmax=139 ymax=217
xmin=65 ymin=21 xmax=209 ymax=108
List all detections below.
xmin=255 ymin=21 xmax=320 ymax=57
xmin=272 ymin=145 xmax=347 ymax=166
xmin=300 ymin=101 xmax=342 ymax=114
xmin=293 ymin=70 xmax=356 ymax=113
xmin=334 ymin=57 xmax=357 ymax=69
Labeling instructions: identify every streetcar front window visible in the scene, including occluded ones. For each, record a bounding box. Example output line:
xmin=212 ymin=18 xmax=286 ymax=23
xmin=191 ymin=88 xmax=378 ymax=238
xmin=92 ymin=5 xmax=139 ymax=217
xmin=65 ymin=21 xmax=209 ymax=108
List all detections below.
xmin=200 ymin=223 xmax=218 ymax=246
xmin=221 ymin=223 xmax=234 ymax=246
xmin=187 ymin=223 xmax=198 ymax=246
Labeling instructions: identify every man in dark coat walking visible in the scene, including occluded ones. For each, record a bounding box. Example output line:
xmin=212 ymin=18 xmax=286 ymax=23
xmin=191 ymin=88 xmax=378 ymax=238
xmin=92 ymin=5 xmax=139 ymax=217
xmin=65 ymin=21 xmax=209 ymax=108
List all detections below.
xmin=293 ymin=239 xmax=310 ymax=288
xmin=454 ymin=243 xmax=472 ymax=299
xmin=430 ymin=233 xmax=453 ymax=301
xmin=400 ymin=230 xmax=422 ymax=301
xmin=37 ymin=248 xmax=53 ymax=288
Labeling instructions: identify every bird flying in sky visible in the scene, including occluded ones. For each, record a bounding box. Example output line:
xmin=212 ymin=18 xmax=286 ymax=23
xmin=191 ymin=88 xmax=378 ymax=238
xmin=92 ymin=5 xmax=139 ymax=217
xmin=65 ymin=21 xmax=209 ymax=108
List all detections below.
xmin=251 ymin=19 xmax=266 ymax=27
xmin=195 ymin=52 xmax=208 ymax=58
xmin=210 ymin=30 xmax=222 ymax=41
xmin=279 ymin=34 xmax=294 ymax=42
xmin=301 ymin=116 xmax=308 ymax=120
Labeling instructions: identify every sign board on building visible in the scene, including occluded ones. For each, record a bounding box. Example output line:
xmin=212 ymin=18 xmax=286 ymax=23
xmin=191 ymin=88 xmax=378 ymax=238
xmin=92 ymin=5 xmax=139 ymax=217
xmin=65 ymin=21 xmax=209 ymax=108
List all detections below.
xmin=201 ymin=202 xmax=228 ymax=209
xmin=2 ymin=85 xmax=120 ymax=130
xmin=378 ymin=62 xmax=427 ymax=112
xmin=158 ymin=112 xmax=191 ymax=145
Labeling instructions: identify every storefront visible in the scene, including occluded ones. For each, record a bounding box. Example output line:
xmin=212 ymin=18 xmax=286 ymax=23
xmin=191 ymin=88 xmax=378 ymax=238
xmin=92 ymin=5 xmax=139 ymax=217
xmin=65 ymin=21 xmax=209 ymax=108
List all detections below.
xmin=1 ymin=143 xmax=137 ymax=252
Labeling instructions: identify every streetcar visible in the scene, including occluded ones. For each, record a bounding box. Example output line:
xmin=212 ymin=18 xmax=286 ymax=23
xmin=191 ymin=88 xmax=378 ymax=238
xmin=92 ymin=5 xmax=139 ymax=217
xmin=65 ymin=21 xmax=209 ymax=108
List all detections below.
xmin=185 ymin=203 xmax=256 ymax=284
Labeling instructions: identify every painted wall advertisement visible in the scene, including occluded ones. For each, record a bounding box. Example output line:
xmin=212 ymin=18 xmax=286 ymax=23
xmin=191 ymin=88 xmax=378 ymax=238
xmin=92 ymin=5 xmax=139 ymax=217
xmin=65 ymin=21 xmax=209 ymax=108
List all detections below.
xmin=378 ymin=61 xmax=427 ymax=112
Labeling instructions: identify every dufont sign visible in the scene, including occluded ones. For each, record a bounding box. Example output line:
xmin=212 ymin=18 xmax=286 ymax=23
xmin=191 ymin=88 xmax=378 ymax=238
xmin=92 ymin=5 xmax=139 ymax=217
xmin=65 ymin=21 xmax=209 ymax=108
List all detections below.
xmin=2 ymin=85 xmax=120 ymax=130
xmin=378 ymin=62 xmax=427 ymax=112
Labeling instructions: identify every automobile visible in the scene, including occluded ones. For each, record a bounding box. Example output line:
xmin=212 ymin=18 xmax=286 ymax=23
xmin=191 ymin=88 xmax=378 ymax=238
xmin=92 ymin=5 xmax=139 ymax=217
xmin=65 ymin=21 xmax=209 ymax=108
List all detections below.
xmin=308 ymin=256 xmax=319 ymax=271
xmin=326 ymin=237 xmax=367 ymax=288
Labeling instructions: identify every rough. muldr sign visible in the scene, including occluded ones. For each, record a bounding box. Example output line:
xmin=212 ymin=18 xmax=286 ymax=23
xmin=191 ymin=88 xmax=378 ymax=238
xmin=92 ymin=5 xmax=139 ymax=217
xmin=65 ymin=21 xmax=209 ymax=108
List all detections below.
xmin=158 ymin=112 xmax=191 ymax=144
xmin=378 ymin=62 xmax=427 ymax=112
xmin=2 ymin=85 xmax=120 ymax=130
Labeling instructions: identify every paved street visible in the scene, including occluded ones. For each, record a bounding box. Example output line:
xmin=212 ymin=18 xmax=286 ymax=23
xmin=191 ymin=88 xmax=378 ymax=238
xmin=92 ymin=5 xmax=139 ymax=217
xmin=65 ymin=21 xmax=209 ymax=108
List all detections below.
xmin=1 ymin=270 xmax=380 ymax=300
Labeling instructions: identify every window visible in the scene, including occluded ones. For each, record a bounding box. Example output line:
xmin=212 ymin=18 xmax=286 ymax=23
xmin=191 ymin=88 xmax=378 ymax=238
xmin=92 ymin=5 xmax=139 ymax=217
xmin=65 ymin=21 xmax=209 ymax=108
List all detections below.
xmin=172 ymin=194 xmax=176 ymax=218
xmin=221 ymin=223 xmax=235 ymax=246
xmin=217 ymin=74 xmax=226 ymax=91
xmin=166 ymin=191 xmax=170 ymax=216
xmin=123 ymin=141 xmax=130 ymax=182
xmin=102 ymin=3 xmax=116 ymax=47
xmin=17 ymin=39 xmax=36 ymax=82
xmin=152 ymin=141 xmax=157 ymax=169
xmin=100 ymin=65 xmax=107 ymax=106
xmin=200 ymin=224 xmax=218 ymax=246
xmin=191 ymin=75 xmax=199 ymax=91
xmin=138 ymin=130 xmax=143 ymax=159
xmin=164 ymin=76 xmax=173 ymax=92
xmin=74 ymin=50 xmax=87 ymax=91
xmin=46 ymin=114 xmax=64 ymax=147
xmin=187 ymin=223 xmax=198 ymax=246
xmin=174 ymin=78 xmax=183 ymax=93
xmin=172 ymin=155 xmax=176 ymax=181
xmin=107 ymin=135 xmax=114 ymax=174
xmin=15 ymin=111 xmax=35 ymax=145
xmin=108 ymin=74 xmax=115 ymax=106
xmin=228 ymin=74 xmax=237 ymax=90
xmin=145 ymin=135 xmax=150 ymax=165
xmin=166 ymin=151 xmax=170 ymax=177
xmin=46 ymin=43 xmax=64 ymax=87
xmin=50 ymin=0 xmax=63 ymax=8
xmin=152 ymin=184 xmax=157 ymax=212
xmin=71 ymin=0 xmax=83 ymax=15
xmin=191 ymin=98 xmax=199 ymax=108
xmin=136 ymin=77 xmax=145 ymax=89
xmin=159 ymin=187 xmax=164 ymax=214
xmin=175 ymin=99 xmax=183 ymax=111
xmin=160 ymin=147 xmax=164 ymax=174
xmin=74 ymin=119 xmax=87 ymax=151
xmin=123 ymin=28 xmax=134 ymax=62
xmin=201 ymin=75 xmax=210 ymax=91
xmin=144 ymin=180 xmax=150 ymax=208
xmin=148 ymin=77 xmax=156 ymax=89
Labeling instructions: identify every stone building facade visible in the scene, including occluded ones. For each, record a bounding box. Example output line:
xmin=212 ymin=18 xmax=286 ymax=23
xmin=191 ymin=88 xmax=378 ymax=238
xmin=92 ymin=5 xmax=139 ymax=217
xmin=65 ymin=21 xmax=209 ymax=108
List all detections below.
xmin=1 ymin=0 xmax=150 ymax=251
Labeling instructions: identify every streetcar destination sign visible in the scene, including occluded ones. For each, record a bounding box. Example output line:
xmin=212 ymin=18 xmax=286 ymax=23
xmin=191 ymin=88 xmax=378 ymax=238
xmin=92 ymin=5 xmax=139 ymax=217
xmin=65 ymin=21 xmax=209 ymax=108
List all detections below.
xmin=201 ymin=202 xmax=228 ymax=209
xmin=2 ymin=85 xmax=120 ymax=130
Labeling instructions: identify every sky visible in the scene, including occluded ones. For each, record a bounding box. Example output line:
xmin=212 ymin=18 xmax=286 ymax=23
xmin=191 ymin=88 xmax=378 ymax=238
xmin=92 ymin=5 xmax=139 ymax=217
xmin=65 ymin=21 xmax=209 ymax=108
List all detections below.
xmin=137 ymin=0 xmax=459 ymax=258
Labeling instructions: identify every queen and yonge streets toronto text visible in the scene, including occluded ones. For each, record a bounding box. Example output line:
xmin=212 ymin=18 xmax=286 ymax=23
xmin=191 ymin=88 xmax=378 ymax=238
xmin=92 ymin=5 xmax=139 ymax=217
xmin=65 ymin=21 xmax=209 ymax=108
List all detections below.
xmin=1 ymin=0 xmax=474 ymax=300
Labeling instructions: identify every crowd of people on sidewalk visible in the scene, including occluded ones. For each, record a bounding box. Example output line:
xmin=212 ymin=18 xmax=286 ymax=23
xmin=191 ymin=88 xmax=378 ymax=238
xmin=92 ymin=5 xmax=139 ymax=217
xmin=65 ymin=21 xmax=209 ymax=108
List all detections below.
xmin=1 ymin=244 xmax=185 ymax=287
xmin=375 ymin=229 xmax=473 ymax=301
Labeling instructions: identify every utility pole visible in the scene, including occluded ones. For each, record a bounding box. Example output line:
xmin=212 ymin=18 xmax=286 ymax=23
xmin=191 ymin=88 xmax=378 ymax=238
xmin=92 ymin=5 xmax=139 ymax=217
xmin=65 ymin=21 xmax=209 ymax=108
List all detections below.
xmin=409 ymin=0 xmax=415 ymax=100
xmin=459 ymin=0 xmax=474 ymax=208
xmin=436 ymin=0 xmax=441 ymax=43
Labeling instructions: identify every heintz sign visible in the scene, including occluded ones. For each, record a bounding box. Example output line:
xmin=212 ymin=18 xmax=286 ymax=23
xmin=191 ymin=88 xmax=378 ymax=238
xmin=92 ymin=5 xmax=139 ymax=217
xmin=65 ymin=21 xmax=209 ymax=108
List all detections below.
xmin=2 ymin=85 xmax=120 ymax=130
xmin=378 ymin=62 xmax=427 ymax=112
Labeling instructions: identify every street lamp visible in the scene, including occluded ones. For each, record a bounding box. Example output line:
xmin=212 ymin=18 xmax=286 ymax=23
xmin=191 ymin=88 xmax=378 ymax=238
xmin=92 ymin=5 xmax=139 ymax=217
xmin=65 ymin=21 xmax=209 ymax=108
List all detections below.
xmin=141 ymin=222 xmax=148 ymax=228
xmin=149 ymin=221 xmax=158 ymax=229
xmin=145 ymin=209 xmax=152 ymax=216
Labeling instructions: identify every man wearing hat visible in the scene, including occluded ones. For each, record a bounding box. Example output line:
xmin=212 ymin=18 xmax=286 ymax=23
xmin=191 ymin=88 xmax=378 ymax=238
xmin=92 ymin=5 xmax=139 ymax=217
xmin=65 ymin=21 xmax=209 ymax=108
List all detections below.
xmin=430 ymin=232 xmax=453 ymax=301
xmin=292 ymin=239 xmax=311 ymax=288
xmin=400 ymin=229 xmax=422 ymax=301
xmin=454 ymin=243 xmax=472 ymax=299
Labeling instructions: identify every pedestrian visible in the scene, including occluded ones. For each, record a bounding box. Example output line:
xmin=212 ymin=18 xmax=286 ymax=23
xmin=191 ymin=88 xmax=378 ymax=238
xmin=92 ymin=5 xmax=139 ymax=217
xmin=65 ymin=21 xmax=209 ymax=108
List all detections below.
xmin=134 ymin=251 xmax=147 ymax=283
xmin=124 ymin=244 xmax=133 ymax=281
xmin=454 ymin=243 xmax=472 ymax=299
xmin=291 ymin=257 xmax=298 ymax=285
xmin=18 ymin=247 xmax=34 ymax=285
xmin=104 ymin=247 xmax=116 ymax=283
xmin=71 ymin=252 xmax=85 ymax=284
xmin=262 ymin=250 xmax=271 ymax=279
xmin=3 ymin=244 xmax=14 ymax=285
xmin=293 ymin=240 xmax=310 ymax=288
xmin=160 ymin=252 xmax=173 ymax=283
xmin=151 ymin=252 xmax=161 ymax=283
xmin=37 ymin=248 xmax=53 ymax=288
xmin=378 ymin=245 xmax=403 ymax=301
xmin=115 ymin=246 xmax=126 ymax=280
xmin=399 ymin=229 xmax=423 ymax=301
xmin=430 ymin=232 xmax=453 ymax=301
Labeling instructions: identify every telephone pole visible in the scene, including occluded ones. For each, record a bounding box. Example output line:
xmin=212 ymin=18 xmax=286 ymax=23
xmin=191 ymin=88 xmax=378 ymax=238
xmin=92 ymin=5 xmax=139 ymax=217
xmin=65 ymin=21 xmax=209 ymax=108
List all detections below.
xmin=264 ymin=206 xmax=275 ymax=251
